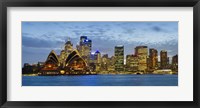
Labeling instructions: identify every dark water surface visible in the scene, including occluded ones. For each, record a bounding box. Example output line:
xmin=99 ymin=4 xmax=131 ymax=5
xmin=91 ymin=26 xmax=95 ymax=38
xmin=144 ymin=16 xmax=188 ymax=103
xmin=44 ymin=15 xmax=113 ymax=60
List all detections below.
xmin=22 ymin=74 xmax=178 ymax=86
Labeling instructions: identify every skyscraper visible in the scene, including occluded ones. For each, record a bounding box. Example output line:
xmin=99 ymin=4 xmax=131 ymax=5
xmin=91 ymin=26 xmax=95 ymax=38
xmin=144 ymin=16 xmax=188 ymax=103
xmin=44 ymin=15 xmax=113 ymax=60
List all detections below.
xmin=126 ymin=55 xmax=138 ymax=72
xmin=101 ymin=54 xmax=108 ymax=71
xmin=135 ymin=46 xmax=148 ymax=72
xmin=160 ymin=50 xmax=168 ymax=69
xmin=95 ymin=50 xmax=101 ymax=72
xmin=95 ymin=50 xmax=101 ymax=64
xmin=172 ymin=54 xmax=178 ymax=72
xmin=114 ymin=45 xmax=124 ymax=72
xmin=80 ymin=36 xmax=87 ymax=45
xmin=107 ymin=56 xmax=115 ymax=72
xmin=149 ymin=48 xmax=158 ymax=70
xmin=77 ymin=36 xmax=92 ymax=64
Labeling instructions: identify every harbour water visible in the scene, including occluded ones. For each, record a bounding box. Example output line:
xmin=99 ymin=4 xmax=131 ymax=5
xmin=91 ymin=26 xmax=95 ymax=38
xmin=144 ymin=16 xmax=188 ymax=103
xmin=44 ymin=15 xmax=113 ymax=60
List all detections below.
xmin=22 ymin=74 xmax=178 ymax=86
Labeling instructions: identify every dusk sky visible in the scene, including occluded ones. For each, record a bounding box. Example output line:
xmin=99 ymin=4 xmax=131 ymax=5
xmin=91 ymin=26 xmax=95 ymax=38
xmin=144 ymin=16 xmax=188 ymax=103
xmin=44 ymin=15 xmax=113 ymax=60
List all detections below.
xmin=22 ymin=22 xmax=178 ymax=65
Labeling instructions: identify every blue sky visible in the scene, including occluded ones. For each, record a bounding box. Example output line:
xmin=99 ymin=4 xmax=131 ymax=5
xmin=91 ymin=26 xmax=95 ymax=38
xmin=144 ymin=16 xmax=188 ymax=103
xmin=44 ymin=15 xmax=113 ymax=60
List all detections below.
xmin=22 ymin=22 xmax=178 ymax=65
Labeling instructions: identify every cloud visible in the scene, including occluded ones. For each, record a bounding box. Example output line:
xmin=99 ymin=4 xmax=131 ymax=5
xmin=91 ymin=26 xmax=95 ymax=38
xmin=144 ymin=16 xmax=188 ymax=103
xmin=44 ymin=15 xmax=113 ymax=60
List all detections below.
xmin=151 ymin=26 xmax=165 ymax=32
xmin=22 ymin=33 xmax=64 ymax=48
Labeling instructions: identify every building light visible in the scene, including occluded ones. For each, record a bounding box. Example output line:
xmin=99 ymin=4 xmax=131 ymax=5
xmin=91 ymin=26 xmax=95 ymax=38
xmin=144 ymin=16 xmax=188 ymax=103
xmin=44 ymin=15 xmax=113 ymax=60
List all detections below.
xmin=60 ymin=70 xmax=65 ymax=74
xmin=48 ymin=64 xmax=52 ymax=68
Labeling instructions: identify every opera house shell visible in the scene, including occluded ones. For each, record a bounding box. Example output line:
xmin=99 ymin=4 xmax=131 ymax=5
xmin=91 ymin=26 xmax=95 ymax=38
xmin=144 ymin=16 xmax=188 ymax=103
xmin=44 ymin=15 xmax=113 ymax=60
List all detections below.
xmin=39 ymin=50 xmax=90 ymax=75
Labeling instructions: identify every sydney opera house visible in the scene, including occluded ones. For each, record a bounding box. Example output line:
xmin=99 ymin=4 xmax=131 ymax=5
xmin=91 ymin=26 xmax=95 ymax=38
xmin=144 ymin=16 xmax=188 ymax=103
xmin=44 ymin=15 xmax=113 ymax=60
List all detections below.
xmin=38 ymin=36 xmax=92 ymax=75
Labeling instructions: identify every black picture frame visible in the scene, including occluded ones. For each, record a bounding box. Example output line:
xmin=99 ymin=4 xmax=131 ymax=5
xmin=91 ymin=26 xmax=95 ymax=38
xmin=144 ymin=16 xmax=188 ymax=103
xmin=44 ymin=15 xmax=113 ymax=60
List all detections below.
xmin=0 ymin=0 xmax=200 ymax=108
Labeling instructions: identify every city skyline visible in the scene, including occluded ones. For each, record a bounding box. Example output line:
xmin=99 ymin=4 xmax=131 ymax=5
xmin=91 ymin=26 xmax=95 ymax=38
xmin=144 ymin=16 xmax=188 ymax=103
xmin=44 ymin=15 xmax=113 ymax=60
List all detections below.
xmin=22 ymin=22 xmax=178 ymax=65
xmin=22 ymin=35 xmax=178 ymax=75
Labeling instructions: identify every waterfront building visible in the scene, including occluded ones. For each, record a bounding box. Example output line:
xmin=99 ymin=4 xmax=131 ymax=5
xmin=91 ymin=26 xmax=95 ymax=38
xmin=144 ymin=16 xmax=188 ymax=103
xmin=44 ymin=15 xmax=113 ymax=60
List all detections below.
xmin=65 ymin=50 xmax=89 ymax=74
xmin=132 ymin=55 xmax=139 ymax=72
xmin=126 ymin=54 xmax=138 ymax=72
xmin=135 ymin=46 xmax=148 ymax=72
xmin=172 ymin=54 xmax=178 ymax=72
xmin=114 ymin=45 xmax=124 ymax=72
xmin=22 ymin=63 xmax=38 ymax=74
xmin=160 ymin=50 xmax=168 ymax=69
xmin=89 ymin=53 xmax=96 ymax=71
xmin=40 ymin=50 xmax=60 ymax=75
xmin=149 ymin=48 xmax=158 ymax=70
xmin=39 ymin=49 xmax=89 ymax=75
xmin=101 ymin=54 xmax=108 ymax=71
xmin=108 ymin=56 xmax=115 ymax=72
xmin=147 ymin=56 xmax=150 ymax=72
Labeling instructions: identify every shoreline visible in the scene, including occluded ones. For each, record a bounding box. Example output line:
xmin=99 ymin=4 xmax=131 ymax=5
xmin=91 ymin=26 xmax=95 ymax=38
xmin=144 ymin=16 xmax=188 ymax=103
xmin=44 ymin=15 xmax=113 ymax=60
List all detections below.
xmin=22 ymin=73 xmax=178 ymax=76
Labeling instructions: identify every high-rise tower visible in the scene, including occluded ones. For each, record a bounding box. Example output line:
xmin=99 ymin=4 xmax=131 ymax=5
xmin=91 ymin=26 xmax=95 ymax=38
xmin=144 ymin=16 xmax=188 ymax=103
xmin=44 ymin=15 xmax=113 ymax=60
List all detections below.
xmin=149 ymin=48 xmax=158 ymax=69
xmin=160 ymin=50 xmax=168 ymax=69
xmin=135 ymin=46 xmax=148 ymax=72
xmin=115 ymin=45 xmax=124 ymax=72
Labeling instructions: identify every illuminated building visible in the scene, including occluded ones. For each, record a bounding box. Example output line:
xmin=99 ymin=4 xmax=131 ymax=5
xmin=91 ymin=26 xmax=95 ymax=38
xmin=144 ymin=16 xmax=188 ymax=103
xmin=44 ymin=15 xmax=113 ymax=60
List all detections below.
xmin=126 ymin=55 xmax=133 ymax=71
xmin=77 ymin=36 xmax=92 ymax=65
xmin=160 ymin=50 xmax=168 ymax=69
xmin=65 ymin=50 xmax=89 ymax=74
xmin=88 ymin=50 xmax=101 ymax=72
xmin=108 ymin=56 xmax=115 ymax=72
xmin=39 ymin=49 xmax=89 ymax=75
xmin=65 ymin=38 xmax=73 ymax=56
xmin=126 ymin=55 xmax=138 ymax=72
xmin=172 ymin=54 xmax=178 ymax=72
xmin=59 ymin=50 xmax=66 ymax=68
xmin=135 ymin=46 xmax=148 ymax=72
xmin=94 ymin=50 xmax=101 ymax=72
xmin=110 ymin=56 xmax=116 ymax=66
xmin=80 ymin=36 xmax=87 ymax=44
xmin=89 ymin=53 xmax=96 ymax=71
xmin=149 ymin=48 xmax=158 ymax=70
xmin=147 ymin=56 xmax=150 ymax=71
xmin=40 ymin=50 xmax=60 ymax=75
xmin=101 ymin=54 xmax=108 ymax=71
xmin=115 ymin=45 xmax=124 ymax=72
xmin=132 ymin=55 xmax=139 ymax=71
